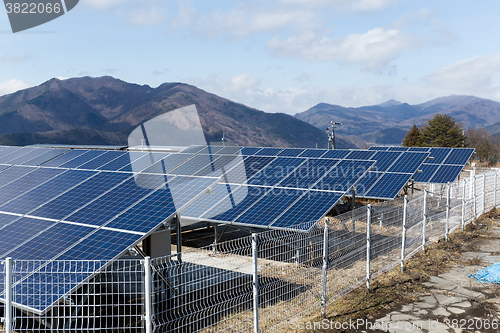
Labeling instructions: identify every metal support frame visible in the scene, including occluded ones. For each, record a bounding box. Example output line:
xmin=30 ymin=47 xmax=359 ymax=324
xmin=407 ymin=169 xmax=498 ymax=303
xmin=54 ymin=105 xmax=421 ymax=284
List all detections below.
xmin=321 ymin=217 xmax=329 ymax=317
xmin=401 ymin=195 xmax=408 ymax=272
xmin=445 ymin=183 xmax=450 ymax=242
xmin=4 ymin=257 xmax=12 ymax=333
xmin=422 ymin=189 xmax=427 ymax=252
xmin=252 ymin=233 xmax=259 ymax=333
xmin=144 ymin=257 xmax=152 ymax=333
xmin=366 ymin=205 xmax=371 ymax=291
xmin=483 ymin=173 xmax=486 ymax=213
xmin=462 ymin=179 xmax=466 ymax=231
xmin=351 ymin=186 xmax=356 ymax=232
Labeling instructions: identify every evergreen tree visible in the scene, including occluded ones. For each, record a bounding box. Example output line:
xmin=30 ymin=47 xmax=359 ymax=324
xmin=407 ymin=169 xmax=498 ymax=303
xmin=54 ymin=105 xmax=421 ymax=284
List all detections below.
xmin=402 ymin=124 xmax=421 ymax=147
xmin=420 ymin=114 xmax=466 ymax=147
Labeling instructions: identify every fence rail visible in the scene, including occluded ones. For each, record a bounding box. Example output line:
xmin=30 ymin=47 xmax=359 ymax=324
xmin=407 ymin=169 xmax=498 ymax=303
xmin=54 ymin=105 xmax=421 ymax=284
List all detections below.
xmin=1 ymin=169 xmax=499 ymax=332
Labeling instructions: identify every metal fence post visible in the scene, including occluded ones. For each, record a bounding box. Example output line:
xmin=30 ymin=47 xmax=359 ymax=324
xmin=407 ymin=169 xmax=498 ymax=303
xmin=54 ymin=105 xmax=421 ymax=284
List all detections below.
xmin=462 ymin=179 xmax=466 ymax=231
xmin=321 ymin=217 xmax=329 ymax=317
xmin=144 ymin=256 xmax=152 ymax=333
xmin=483 ymin=173 xmax=486 ymax=213
xmin=473 ymin=175 xmax=477 ymax=221
xmin=422 ymin=189 xmax=427 ymax=252
xmin=366 ymin=205 xmax=371 ymax=291
xmin=252 ymin=233 xmax=259 ymax=333
xmin=446 ymin=183 xmax=450 ymax=242
xmin=495 ymin=170 xmax=498 ymax=208
xmin=4 ymin=257 xmax=12 ymax=333
xmin=401 ymin=196 xmax=408 ymax=272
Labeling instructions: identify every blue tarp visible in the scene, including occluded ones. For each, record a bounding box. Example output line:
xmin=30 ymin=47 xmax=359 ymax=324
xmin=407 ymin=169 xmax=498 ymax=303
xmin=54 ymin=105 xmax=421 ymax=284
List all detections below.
xmin=469 ymin=263 xmax=500 ymax=283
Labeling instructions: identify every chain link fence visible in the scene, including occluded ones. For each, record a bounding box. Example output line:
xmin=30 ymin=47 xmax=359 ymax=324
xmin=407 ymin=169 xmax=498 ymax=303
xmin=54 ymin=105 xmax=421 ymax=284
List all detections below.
xmin=1 ymin=169 xmax=499 ymax=332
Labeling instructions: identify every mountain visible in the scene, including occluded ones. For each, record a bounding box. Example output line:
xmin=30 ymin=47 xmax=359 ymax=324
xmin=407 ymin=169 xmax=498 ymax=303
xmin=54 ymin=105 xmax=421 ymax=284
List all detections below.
xmin=0 ymin=76 xmax=356 ymax=148
xmin=295 ymin=95 xmax=500 ymax=146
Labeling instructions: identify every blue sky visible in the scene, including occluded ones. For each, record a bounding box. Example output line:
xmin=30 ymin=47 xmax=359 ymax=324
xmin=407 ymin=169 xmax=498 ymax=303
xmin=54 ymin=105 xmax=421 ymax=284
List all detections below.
xmin=1 ymin=0 xmax=500 ymax=114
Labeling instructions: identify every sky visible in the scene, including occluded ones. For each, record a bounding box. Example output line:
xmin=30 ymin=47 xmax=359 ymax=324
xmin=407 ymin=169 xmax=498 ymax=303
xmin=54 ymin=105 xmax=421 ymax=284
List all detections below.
xmin=2 ymin=0 xmax=500 ymax=115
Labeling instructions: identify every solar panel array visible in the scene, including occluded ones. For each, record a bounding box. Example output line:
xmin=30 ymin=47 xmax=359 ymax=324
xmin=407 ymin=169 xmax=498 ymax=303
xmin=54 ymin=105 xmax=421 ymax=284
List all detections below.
xmin=368 ymin=146 xmax=474 ymax=184
xmin=0 ymin=144 xmax=375 ymax=313
xmin=180 ymin=146 xmax=375 ymax=230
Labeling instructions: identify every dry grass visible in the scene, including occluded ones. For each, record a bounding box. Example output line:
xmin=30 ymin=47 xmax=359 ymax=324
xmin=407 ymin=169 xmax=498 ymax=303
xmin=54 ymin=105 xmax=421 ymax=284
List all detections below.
xmin=288 ymin=208 xmax=500 ymax=333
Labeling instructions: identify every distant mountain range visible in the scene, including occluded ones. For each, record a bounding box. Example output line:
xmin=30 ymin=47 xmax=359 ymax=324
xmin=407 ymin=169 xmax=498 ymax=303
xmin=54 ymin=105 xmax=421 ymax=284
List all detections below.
xmin=0 ymin=76 xmax=357 ymax=148
xmin=295 ymin=95 xmax=500 ymax=146
xmin=2 ymin=76 xmax=499 ymax=149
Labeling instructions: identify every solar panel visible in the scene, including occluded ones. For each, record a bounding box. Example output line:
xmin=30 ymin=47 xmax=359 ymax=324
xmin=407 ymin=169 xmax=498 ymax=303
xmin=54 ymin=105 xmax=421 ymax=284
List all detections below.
xmin=5 ymin=148 xmax=53 ymax=165
xmin=369 ymin=146 xmax=474 ymax=184
xmin=22 ymin=148 xmax=69 ymax=166
xmin=41 ymin=149 xmax=89 ymax=167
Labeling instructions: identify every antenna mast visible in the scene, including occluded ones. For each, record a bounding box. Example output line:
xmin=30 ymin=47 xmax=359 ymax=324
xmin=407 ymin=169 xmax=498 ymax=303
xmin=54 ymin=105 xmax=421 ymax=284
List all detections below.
xmin=326 ymin=121 xmax=342 ymax=150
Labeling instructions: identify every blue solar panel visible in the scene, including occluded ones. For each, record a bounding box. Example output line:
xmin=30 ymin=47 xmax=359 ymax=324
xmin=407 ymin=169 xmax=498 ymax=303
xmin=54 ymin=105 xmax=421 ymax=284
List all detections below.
xmin=235 ymin=188 xmax=306 ymax=226
xmin=0 ymin=213 xmax=21 ymax=229
xmin=30 ymin=172 xmax=130 ymax=220
xmin=368 ymin=146 xmax=389 ymax=151
xmin=298 ymin=149 xmax=327 ymax=158
xmin=277 ymin=148 xmax=306 ymax=157
xmin=168 ymin=154 xmax=222 ymax=176
xmin=213 ymin=146 xmax=242 ymax=155
xmin=221 ymin=156 xmax=275 ymax=184
xmin=345 ymin=150 xmax=376 ymax=160
xmin=122 ymin=152 xmax=172 ymax=173
xmin=387 ymin=152 xmax=429 ymax=173
xmin=279 ymin=158 xmax=339 ymax=189
xmin=387 ymin=147 xmax=409 ymax=152
xmin=444 ymin=148 xmax=474 ymax=165
xmin=6 ymin=148 xmax=52 ymax=165
xmin=0 ymin=217 xmax=55 ymax=257
xmin=426 ymin=148 xmax=451 ymax=164
xmin=41 ymin=149 xmax=88 ymax=167
xmin=194 ymin=154 xmax=246 ymax=178
xmin=0 ymin=166 xmax=36 ymax=187
xmin=0 ymin=168 xmax=65 ymax=204
xmin=97 ymin=151 xmax=147 ymax=171
xmin=22 ymin=148 xmax=69 ymax=166
xmin=271 ymin=191 xmax=344 ymax=229
xmin=240 ymin=147 xmax=262 ymax=155
xmin=5 ymin=222 xmax=95 ymax=260
xmin=194 ymin=146 xmax=225 ymax=155
xmin=313 ymin=159 xmax=375 ymax=192
xmin=180 ymin=145 xmax=206 ymax=154
xmin=202 ymin=185 xmax=269 ymax=222
xmin=248 ymin=157 xmax=306 ymax=186
xmin=181 ymin=183 xmax=241 ymax=220
xmin=354 ymin=171 xmax=384 ymax=196
xmin=0 ymin=164 xmax=10 ymax=172
xmin=254 ymin=148 xmax=284 ymax=156
xmin=76 ymin=151 xmax=126 ymax=170
xmin=58 ymin=150 xmax=107 ymax=169
xmin=56 ymin=229 xmax=143 ymax=261
xmin=371 ymin=151 xmax=401 ymax=172
xmin=365 ymin=173 xmax=413 ymax=199
xmin=413 ymin=164 xmax=439 ymax=183
xmin=430 ymin=165 xmax=464 ymax=183
xmin=0 ymin=170 xmax=97 ymax=214
xmin=321 ymin=149 xmax=350 ymax=159
xmin=0 ymin=147 xmax=37 ymax=164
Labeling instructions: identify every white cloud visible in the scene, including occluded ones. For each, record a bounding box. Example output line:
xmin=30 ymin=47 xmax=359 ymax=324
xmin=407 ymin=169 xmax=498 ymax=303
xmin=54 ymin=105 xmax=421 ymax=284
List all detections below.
xmin=185 ymin=73 xmax=261 ymax=95
xmin=393 ymin=8 xmax=433 ymax=28
xmin=127 ymin=3 xmax=167 ymax=26
xmin=425 ymin=54 xmax=500 ymax=95
xmin=266 ymin=28 xmax=420 ymax=72
xmin=187 ymin=5 xmax=318 ymax=39
xmin=277 ymin=0 xmax=397 ymax=11
xmin=0 ymin=79 xmax=30 ymax=97
xmin=84 ymin=0 xmax=128 ymax=10
xmin=0 ymin=55 xmax=31 ymax=63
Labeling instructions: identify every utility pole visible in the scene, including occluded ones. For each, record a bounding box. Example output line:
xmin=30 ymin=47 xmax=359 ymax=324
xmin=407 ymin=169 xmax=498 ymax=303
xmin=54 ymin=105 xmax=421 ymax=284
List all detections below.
xmin=326 ymin=121 xmax=341 ymax=150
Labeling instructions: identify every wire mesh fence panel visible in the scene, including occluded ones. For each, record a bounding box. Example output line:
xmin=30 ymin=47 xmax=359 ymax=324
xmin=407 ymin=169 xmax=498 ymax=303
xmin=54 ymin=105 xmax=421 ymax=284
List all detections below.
xmin=150 ymin=235 xmax=255 ymax=333
xmin=257 ymin=227 xmax=324 ymax=332
xmin=3 ymin=260 xmax=144 ymax=333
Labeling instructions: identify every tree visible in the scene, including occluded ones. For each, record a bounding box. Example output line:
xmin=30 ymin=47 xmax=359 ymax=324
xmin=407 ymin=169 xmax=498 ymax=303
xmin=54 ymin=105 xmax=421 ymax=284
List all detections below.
xmin=419 ymin=114 xmax=467 ymax=147
xmin=402 ymin=124 xmax=422 ymax=147
xmin=467 ymin=128 xmax=500 ymax=166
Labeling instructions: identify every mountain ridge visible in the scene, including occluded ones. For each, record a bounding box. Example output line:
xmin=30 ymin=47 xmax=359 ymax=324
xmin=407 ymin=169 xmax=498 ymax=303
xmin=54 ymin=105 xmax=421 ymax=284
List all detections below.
xmin=0 ymin=76 xmax=358 ymax=149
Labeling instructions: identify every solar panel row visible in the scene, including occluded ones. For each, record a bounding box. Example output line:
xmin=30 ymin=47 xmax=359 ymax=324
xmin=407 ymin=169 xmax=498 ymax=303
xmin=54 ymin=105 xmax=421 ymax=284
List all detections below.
xmin=368 ymin=146 xmax=474 ymax=184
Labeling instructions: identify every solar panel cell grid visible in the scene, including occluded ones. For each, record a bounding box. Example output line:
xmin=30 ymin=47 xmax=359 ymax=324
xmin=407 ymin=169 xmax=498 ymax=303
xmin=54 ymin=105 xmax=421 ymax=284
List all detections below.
xmin=430 ymin=165 xmax=464 ymax=183
xmin=123 ymin=152 xmax=172 ymax=173
xmin=22 ymin=148 xmax=69 ymax=166
xmin=298 ymin=149 xmax=327 ymax=158
xmin=0 ymin=170 xmax=97 ymax=215
xmin=387 ymin=152 xmax=428 ymax=173
xmin=76 ymin=151 xmax=126 ymax=170
xmin=248 ymin=157 xmax=307 ymax=187
xmin=371 ymin=151 xmax=401 ymax=172
xmin=278 ymin=158 xmax=340 ymax=189
xmin=365 ymin=173 xmax=413 ymax=199
xmin=271 ymin=191 xmax=343 ymax=229
xmin=277 ymin=148 xmax=306 ymax=157
xmin=254 ymin=147 xmax=284 ymax=156
xmin=58 ymin=150 xmax=107 ymax=169
xmin=0 ymin=166 xmax=36 ymax=188
xmin=6 ymin=148 xmax=52 ymax=165
xmin=0 ymin=147 xmax=38 ymax=164
xmin=41 ymin=149 xmax=88 ymax=167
